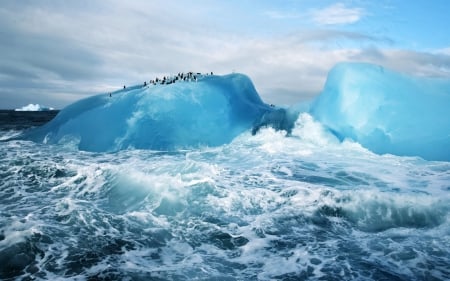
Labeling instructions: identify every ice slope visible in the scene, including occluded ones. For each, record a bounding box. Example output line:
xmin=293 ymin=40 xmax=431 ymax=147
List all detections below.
xmin=310 ymin=62 xmax=450 ymax=161
xmin=21 ymin=74 xmax=272 ymax=152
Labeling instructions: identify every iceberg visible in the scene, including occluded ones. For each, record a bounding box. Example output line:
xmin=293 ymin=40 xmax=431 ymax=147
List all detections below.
xmin=17 ymin=64 xmax=450 ymax=161
xmin=310 ymin=62 xmax=450 ymax=161
xmin=15 ymin=104 xmax=54 ymax=111
xmin=20 ymin=74 xmax=272 ymax=152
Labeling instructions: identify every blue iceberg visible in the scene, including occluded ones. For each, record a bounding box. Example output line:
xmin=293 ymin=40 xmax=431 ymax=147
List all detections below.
xmin=310 ymin=62 xmax=450 ymax=161
xmin=21 ymin=74 xmax=272 ymax=152
xmin=18 ymin=64 xmax=450 ymax=161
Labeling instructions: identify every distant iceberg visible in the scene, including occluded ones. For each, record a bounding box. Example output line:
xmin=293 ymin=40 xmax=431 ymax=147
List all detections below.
xmin=15 ymin=103 xmax=54 ymax=111
xmin=310 ymin=62 xmax=450 ymax=162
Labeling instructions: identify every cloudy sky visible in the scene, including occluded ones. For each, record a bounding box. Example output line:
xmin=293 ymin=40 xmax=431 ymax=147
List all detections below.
xmin=1 ymin=0 xmax=450 ymax=109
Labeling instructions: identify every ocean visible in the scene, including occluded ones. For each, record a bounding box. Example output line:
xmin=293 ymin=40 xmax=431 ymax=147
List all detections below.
xmin=0 ymin=110 xmax=449 ymax=280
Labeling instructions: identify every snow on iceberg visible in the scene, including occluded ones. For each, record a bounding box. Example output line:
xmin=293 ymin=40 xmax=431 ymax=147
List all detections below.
xmin=310 ymin=62 xmax=450 ymax=161
xmin=21 ymin=74 xmax=272 ymax=152
xmin=15 ymin=103 xmax=54 ymax=111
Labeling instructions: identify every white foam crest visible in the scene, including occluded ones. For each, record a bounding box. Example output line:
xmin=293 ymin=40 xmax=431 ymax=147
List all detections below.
xmin=53 ymin=197 xmax=78 ymax=217
xmin=263 ymin=182 xmax=450 ymax=233
xmin=248 ymin=121 xmax=447 ymax=196
xmin=114 ymin=169 xmax=188 ymax=210
xmin=0 ymin=130 xmax=22 ymax=141
xmin=0 ymin=216 xmax=41 ymax=249
xmin=117 ymin=242 xmax=204 ymax=276
xmin=257 ymin=248 xmax=322 ymax=280
xmin=54 ymin=134 xmax=81 ymax=150
xmin=352 ymin=222 xmax=450 ymax=279
xmin=126 ymin=210 xmax=169 ymax=227
xmin=335 ymin=190 xmax=449 ymax=231
xmin=49 ymin=159 xmax=107 ymax=199
xmin=207 ymin=187 xmax=283 ymax=216
xmin=292 ymin=113 xmax=339 ymax=146
xmin=230 ymin=112 xmax=373 ymax=161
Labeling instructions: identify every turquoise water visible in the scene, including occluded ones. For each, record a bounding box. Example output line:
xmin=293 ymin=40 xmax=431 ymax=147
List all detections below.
xmin=1 ymin=112 xmax=449 ymax=280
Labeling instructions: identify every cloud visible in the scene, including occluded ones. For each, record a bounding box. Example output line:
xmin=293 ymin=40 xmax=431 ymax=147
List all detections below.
xmin=0 ymin=1 xmax=449 ymax=109
xmin=311 ymin=3 xmax=364 ymax=25
xmin=287 ymin=29 xmax=393 ymax=46
xmin=371 ymin=50 xmax=450 ymax=77
xmin=436 ymin=47 xmax=450 ymax=56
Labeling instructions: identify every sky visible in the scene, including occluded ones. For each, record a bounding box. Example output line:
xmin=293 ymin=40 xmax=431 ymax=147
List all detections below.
xmin=1 ymin=0 xmax=450 ymax=109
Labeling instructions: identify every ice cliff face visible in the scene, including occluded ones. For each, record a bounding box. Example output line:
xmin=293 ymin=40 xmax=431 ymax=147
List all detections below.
xmin=310 ymin=62 xmax=450 ymax=161
xmin=22 ymin=74 xmax=272 ymax=152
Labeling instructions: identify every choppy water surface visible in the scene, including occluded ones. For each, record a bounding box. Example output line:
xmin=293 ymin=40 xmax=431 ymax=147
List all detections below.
xmin=0 ymin=112 xmax=449 ymax=280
